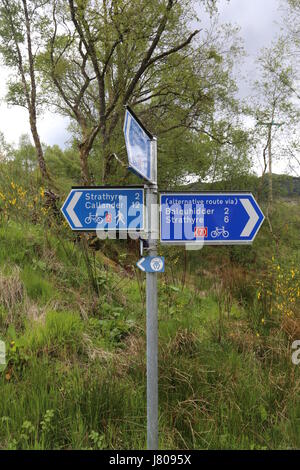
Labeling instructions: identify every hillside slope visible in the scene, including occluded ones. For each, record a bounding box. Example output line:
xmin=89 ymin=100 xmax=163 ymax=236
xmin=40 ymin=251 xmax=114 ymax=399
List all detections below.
xmin=0 ymin=198 xmax=299 ymax=449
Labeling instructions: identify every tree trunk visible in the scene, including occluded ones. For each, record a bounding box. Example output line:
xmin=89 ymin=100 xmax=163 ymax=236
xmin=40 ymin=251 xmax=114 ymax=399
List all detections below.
xmin=101 ymin=128 xmax=109 ymax=184
xmin=23 ymin=0 xmax=50 ymax=185
xmin=268 ymin=125 xmax=273 ymax=212
xmin=29 ymin=114 xmax=50 ymax=182
xmin=79 ymin=145 xmax=91 ymax=185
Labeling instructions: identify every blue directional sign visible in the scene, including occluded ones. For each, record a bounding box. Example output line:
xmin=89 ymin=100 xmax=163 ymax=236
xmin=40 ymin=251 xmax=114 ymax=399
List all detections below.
xmin=160 ymin=193 xmax=265 ymax=245
xmin=124 ymin=107 xmax=153 ymax=182
xmin=61 ymin=187 xmax=144 ymax=231
xmin=137 ymin=256 xmax=165 ymax=273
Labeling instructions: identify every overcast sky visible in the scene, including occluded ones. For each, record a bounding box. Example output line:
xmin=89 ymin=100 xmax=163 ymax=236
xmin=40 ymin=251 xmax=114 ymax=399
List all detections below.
xmin=216 ymin=0 xmax=282 ymax=92
xmin=0 ymin=0 xmax=289 ymax=173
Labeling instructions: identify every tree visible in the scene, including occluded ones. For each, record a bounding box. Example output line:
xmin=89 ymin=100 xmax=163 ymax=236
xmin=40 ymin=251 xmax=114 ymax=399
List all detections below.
xmin=144 ymin=22 xmax=249 ymax=188
xmin=37 ymin=0 xmax=211 ymax=184
xmin=44 ymin=144 xmax=81 ymax=188
xmin=14 ymin=134 xmax=37 ymax=176
xmin=262 ymin=1 xmax=300 ymax=181
xmin=251 ymin=39 xmax=299 ymax=211
xmin=0 ymin=0 xmax=51 ymax=183
xmin=38 ymin=0 xmax=249 ymax=187
xmin=0 ymin=131 xmax=13 ymax=162
xmin=281 ymin=0 xmax=300 ymax=58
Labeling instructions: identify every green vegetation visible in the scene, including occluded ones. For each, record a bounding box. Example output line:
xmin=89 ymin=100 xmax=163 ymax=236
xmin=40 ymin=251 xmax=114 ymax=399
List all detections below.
xmin=188 ymin=173 xmax=300 ymax=200
xmin=0 ymin=0 xmax=299 ymax=452
xmin=0 ymin=187 xmax=299 ymax=449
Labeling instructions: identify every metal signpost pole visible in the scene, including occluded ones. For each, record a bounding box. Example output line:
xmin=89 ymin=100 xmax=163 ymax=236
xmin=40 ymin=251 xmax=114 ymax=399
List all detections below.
xmin=146 ymin=137 xmax=158 ymax=450
xmin=124 ymin=107 xmax=163 ymax=449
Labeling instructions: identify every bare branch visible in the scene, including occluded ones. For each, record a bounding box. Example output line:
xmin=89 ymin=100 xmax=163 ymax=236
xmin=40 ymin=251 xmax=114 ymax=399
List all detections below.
xmin=124 ymin=0 xmax=176 ymax=103
xmin=147 ymin=29 xmax=200 ymax=68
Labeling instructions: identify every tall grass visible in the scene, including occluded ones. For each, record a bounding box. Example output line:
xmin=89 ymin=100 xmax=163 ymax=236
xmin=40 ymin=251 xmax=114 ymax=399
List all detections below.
xmin=0 ymin=206 xmax=299 ymax=450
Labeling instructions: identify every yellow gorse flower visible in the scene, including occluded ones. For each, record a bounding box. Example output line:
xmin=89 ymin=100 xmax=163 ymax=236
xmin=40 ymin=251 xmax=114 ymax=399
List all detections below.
xmin=257 ymin=258 xmax=300 ymax=320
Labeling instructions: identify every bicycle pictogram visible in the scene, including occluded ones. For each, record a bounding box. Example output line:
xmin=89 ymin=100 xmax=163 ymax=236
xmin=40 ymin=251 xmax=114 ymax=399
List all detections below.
xmin=84 ymin=213 xmax=104 ymax=225
xmin=211 ymin=226 xmax=229 ymax=238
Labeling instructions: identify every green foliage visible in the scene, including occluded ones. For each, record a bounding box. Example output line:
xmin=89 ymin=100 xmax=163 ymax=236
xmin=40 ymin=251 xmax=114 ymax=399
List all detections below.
xmin=44 ymin=145 xmax=81 ymax=186
xmin=21 ymin=266 xmax=54 ymax=304
xmin=0 ymin=202 xmax=299 ymax=449
xmin=89 ymin=430 xmax=106 ymax=450
xmin=6 ymin=80 xmax=27 ymax=108
xmin=0 ymin=0 xmax=299 ymax=452
xmin=19 ymin=311 xmax=84 ymax=357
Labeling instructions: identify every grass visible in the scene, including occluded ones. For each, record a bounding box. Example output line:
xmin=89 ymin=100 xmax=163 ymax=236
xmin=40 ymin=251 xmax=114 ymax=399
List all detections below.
xmin=21 ymin=267 xmax=55 ymax=304
xmin=0 ymin=202 xmax=299 ymax=450
xmin=18 ymin=311 xmax=84 ymax=356
xmin=1 ymin=319 xmax=298 ymax=449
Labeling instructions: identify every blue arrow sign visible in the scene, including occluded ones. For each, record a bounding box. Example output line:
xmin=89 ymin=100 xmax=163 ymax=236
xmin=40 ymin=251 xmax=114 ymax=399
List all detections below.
xmin=137 ymin=256 xmax=165 ymax=273
xmin=160 ymin=193 xmax=265 ymax=245
xmin=61 ymin=187 xmax=144 ymax=231
xmin=124 ymin=107 xmax=153 ymax=182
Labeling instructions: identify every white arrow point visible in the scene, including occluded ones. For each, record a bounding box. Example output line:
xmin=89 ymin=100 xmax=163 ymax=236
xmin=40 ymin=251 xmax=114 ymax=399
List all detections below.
xmin=137 ymin=258 xmax=146 ymax=271
xmin=66 ymin=191 xmax=83 ymax=228
xmin=240 ymin=198 xmax=259 ymax=237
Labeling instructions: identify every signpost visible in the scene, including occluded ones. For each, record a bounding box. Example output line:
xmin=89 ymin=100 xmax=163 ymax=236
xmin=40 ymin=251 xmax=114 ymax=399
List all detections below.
xmin=160 ymin=193 xmax=264 ymax=245
xmin=61 ymin=106 xmax=265 ymax=451
xmin=61 ymin=187 xmax=144 ymax=232
xmin=124 ymin=106 xmax=155 ymax=183
xmin=124 ymin=105 xmax=159 ymax=449
xmin=137 ymin=256 xmax=165 ymax=273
